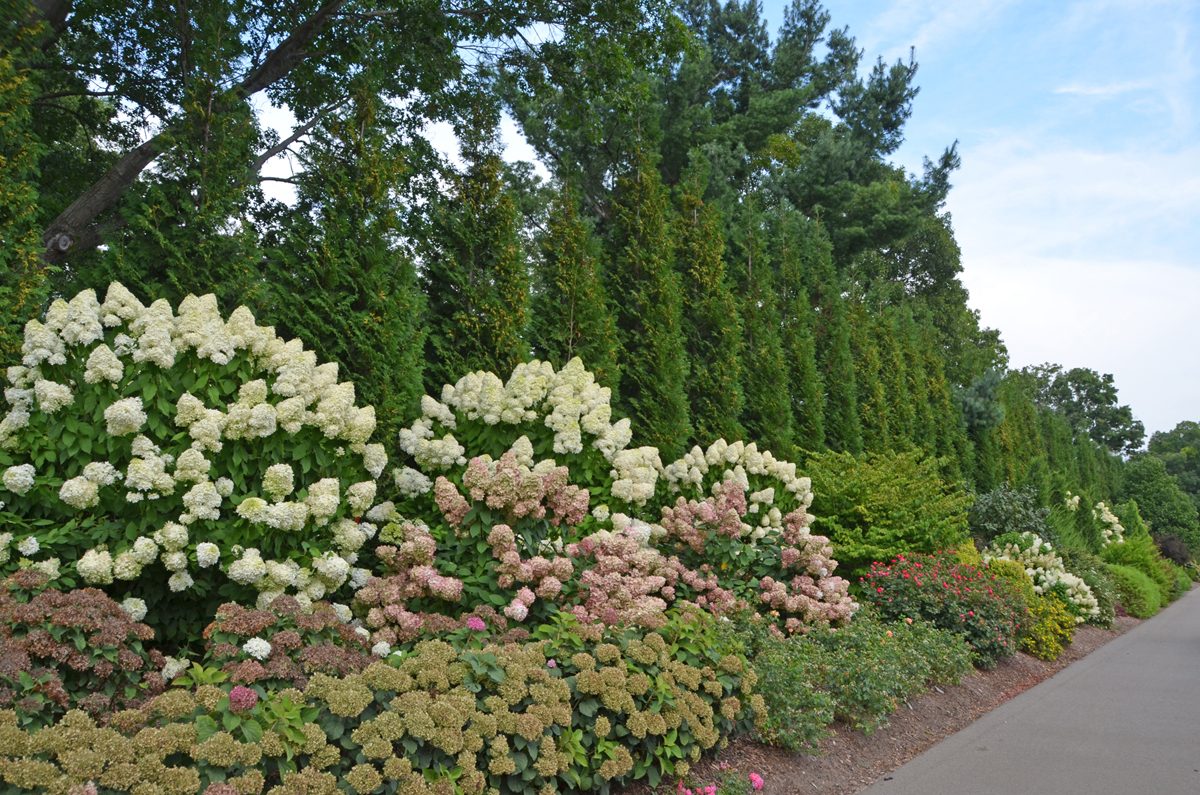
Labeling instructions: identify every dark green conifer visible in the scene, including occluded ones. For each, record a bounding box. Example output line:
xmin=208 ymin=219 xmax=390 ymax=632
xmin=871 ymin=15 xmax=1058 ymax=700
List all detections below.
xmin=819 ymin=293 xmax=863 ymax=454
xmin=773 ymin=210 xmax=826 ymax=451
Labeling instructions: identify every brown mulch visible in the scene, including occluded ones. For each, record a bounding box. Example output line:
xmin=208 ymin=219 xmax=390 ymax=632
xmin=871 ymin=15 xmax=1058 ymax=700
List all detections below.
xmin=625 ymin=616 xmax=1141 ymax=795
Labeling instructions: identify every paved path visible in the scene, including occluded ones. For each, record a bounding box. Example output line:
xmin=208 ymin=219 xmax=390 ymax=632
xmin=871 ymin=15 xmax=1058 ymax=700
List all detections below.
xmin=860 ymin=585 xmax=1200 ymax=795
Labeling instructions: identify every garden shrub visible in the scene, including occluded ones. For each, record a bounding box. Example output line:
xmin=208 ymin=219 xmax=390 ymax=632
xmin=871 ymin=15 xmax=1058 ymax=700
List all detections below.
xmin=0 ymin=569 xmax=166 ymax=729
xmin=0 ymin=611 xmax=760 ymax=795
xmin=1156 ymin=534 xmax=1192 ymax=566
xmin=735 ymin=609 xmax=971 ymax=746
xmin=806 ymin=450 xmax=972 ymax=579
xmin=1104 ymin=563 xmax=1162 ymax=618
xmin=377 ymin=359 xmax=856 ymax=641
xmin=0 ymin=285 xmax=387 ymax=643
xmin=983 ymin=532 xmax=1100 ymax=623
xmin=1020 ymin=595 xmax=1075 ymax=661
xmin=1100 ymin=530 xmax=1174 ymax=600
xmin=202 ymin=596 xmax=373 ymax=690
xmin=968 ymin=486 xmax=1049 ymax=547
xmin=1170 ymin=562 xmax=1193 ymax=597
xmin=1057 ymin=548 xmax=1117 ymax=627
xmin=859 ymin=552 xmax=1025 ymax=667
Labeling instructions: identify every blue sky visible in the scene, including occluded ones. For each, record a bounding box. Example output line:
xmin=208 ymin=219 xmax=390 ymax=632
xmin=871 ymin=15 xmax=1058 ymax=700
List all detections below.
xmin=756 ymin=0 xmax=1199 ymax=438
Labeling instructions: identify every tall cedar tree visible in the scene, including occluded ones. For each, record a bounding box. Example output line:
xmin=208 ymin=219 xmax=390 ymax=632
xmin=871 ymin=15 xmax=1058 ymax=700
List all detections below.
xmin=423 ymin=145 xmax=530 ymax=394
xmin=849 ymin=302 xmax=890 ymax=451
xmin=605 ymin=155 xmax=691 ymax=458
xmin=530 ymin=186 xmax=621 ymax=392
xmin=0 ymin=19 xmax=46 ymax=362
xmin=876 ymin=311 xmax=914 ymax=446
xmin=257 ymin=94 xmax=425 ymax=439
xmin=818 ymin=293 xmax=863 ymax=454
xmin=675 ymin=180 xmax=745 ymax=444
xmin=773 ymin=209 xmax=826 ymax=452
xmin=728 ymin=197 xmax=793 ymax=456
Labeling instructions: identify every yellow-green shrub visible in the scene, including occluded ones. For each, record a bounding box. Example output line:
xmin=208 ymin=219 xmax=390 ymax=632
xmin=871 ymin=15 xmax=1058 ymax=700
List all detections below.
xmin=1020 ymin=595 xmax=1075 ymax=661
xmin=1105 ymin=563 xmax=1162 ymax=618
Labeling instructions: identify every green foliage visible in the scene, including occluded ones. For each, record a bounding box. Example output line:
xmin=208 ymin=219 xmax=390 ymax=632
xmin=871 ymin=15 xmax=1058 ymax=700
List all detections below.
xmin=530 ymin=186 xmax=622 ymax=394
xmin=422 ymin=146 xmax=530 ymax=394
xmin=772 ymin=210 xmax=826 ymax=451
xmin=1118 ymin=456 xmax=1200 ymax=555
xmin=817 ymin=296 xmax=863 ymax=454
xmin=737 ymin=611 xmax=972 ymax=747
xmin=605 ymin=155 xmax=691 ymax=458
xmin=1024 ymin=364 xmax=1145 ymax=456
xmin=1020 ymin=595 xmax=1076 ymax=661
xmin=1104 ymin=563 xmax=1162 ymax=618
xmin=1101 ymin=529 xmax=1175 ymax=602
xmin=807 ymin=449 xmax=972 ymax=577
xmin=969 ymin=486 xmax=1051 ymax=547
xmin=1148 ymin=420 xmax=1200 ymax=516
xmin=727 ymin=196 xmax=792 ymax=455
xmin=860 ymin=551 xmax=1026 ymax=667
xmin=674 ymin=179 xmax=744 ymax=443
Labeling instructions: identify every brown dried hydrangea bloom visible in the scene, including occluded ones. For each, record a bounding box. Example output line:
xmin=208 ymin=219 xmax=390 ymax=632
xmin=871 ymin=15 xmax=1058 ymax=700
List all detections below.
xmin=0 ymin=571 xmax=165 ymax=728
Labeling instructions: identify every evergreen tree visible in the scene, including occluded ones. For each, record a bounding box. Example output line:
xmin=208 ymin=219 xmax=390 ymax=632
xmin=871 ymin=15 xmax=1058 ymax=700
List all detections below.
xmin=423 ymin=139 xmax=530 ymax=393
xmin=819 ymin=292 xmax=863 ymax=454
xmin=530 ymin=186 xmax=621 ymax=391
xmin=876 ymin=311 xmax=914 ymax=446
xmin=728 ymin=196 xmax=793 ymax=455
xmin=257 ymin=93 xmax=425 ymax=438
xmin=675 ymin=178 xmax=744 ymax=443
xmin=849 ymin=302 xmax=890 ymax=451
xmin=605 ymin=153 xmax=691 ymax=457
xmin=773 ymin=209 xmax=826 ymax=451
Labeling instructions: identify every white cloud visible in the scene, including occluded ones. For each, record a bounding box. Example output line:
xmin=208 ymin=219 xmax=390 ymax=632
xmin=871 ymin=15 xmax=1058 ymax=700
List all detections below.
xmin=851 ymin=0 xmax=1015 ymax=63
xmin=1053 ymin=80 xmax=1152 ymax=97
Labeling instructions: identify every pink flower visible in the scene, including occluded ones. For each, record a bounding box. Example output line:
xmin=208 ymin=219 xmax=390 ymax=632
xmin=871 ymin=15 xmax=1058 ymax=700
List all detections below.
xmin=749 ymin=772 xmax=765 ymax=790
xmin=228 ymin=685 xmax=259 ymax=713
xmin=465 ymin=616 xmax=486 ymax=632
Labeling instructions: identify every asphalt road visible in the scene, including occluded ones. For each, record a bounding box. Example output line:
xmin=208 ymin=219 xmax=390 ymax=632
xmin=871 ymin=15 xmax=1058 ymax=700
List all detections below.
xmin=860 ymin=584 xmax=1200 ymax=795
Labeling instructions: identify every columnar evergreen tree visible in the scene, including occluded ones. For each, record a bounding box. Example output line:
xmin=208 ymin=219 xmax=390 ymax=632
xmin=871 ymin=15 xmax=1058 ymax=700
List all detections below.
xmin=818 ymin=292 xmax=863 ymax=454
xmin=0 ymin=18 xmax=45 ymax=362
xmin=257 ymin=93 xmax=426 ymax=438
xmin=728 ymin=196 xmax=793 ymax=455
xmin=773 ymin=209 xmax=826 ymax=451
xmin=849 ymin=302 xmax=890 ymax=451
xmin=605 ymin=152 xmax=691 ymax=457
xmin=675 ymin=178 xmax=745 ymax=443
xmin=876 ymin=311 xmax=914 ymax=446
xmin=530 ymin=186 xmax=621 ymax=392
xmin=423 ymin=140 xmax=530 ymax=393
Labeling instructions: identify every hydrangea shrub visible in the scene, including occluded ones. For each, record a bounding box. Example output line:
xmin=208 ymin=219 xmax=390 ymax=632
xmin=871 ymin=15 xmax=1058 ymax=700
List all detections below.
xmin=379 ymin=358 xmax=856 ymax=640
xmin=983 ymin=532 xmax=1100 ymax=623
xmin=0 ymin=285 xmax=386 ymax=639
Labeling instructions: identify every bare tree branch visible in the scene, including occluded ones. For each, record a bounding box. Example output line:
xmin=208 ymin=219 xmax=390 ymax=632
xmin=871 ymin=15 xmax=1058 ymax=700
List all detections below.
xmin=250 ymin=95 xmax=349 ymax=174
xmin=40 ymin=0 xmax=349 ymax=265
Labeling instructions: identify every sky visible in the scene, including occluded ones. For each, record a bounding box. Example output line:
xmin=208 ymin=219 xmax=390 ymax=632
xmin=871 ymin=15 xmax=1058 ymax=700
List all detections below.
xmin=756 ymin=0 xmax=1200 ymax=438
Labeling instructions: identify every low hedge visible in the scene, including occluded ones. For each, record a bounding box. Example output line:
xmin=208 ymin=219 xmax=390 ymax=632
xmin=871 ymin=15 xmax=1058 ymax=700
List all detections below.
xmin=1104 ymin=564 xmax=1163 ymax=618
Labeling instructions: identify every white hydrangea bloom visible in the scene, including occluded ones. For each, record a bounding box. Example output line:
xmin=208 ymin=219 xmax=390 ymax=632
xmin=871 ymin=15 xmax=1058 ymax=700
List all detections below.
xmin=33 ymin=379 xmax=74 ymax=413
xmin=17 ymin=536 xmax=39 ymax=557
xmin=112 ymin=333 xmax=136 ymax=356
xmin=332 ymin=519 xmax=368 ymax=553
xmin=331 ymin=603 xmax=352 ymax=623
xmin=104 ymin=397 xmax=147 ymax=436
xmin=0 ymin=408 xmax=30 ymax=448
xmin=131 ymin=536 xmax=159 ymax=565
xmin=0 ymin=533 xmax=12 ymax=566
xmin=59 ymin=476 xmax=100 ymax=509
xmin=349 ymin=567 xmax=371 ymax=590
xmin=228 ymin=548 xmax=267 ymax=585
xmin=215 ymin=477 xmax=234 ymax=497
xmin=359 ymin=442 xmax=387 ymax=479
xmin=160 ymin=656 xmax=189 ymax=683
xmin=173 ymin=448 xmax=211 ymax=483
xmin=155 ymin=522 xmax=189 ymax=552
xmin=121 ymin=597 xmax=148 ymax=622
xmin=60 ymin=288 xmax=103 ymax=346
xmin=188 ymin=409 xmax=227 ymax=452
xmin=77 ymin=548 xmax=114 ymax=584
xmin=196 ymin=541 xmax=220 ymax=568
xmin=236 ymin=496 xmax=269 ymax=523
xmin=179 ymin=481 xmax=221 ymax=524
xmin=294 ymin=479 xmax=334 ymax=526
xmin=2 ymin=464 xmax=35 ymax=495
xmin=112 ymin=551 xmax=142 ymax=580
xmin=100 ymin=282 xmax=145 ymax=327
xmin=346 ymin=481 xmax=376 ymax=514
xmin=83 ymin=343 xmax=124 ymax=384
xmin=509 ymin=436 xmax=535 ymax=467
xmin=262 ymin=464 xmax=295 ymax=501
xmin=31 ymin=557 xmax=60 ymax=579
xmin=393 ymin=466 xmax=432 ymax=497
xmin=21 ymin=319 xmax=66 ymax=367
xmin=174 ymin=393 xmax=208 ymax=427
xmin=82 ymin=461 xmax=119 ymax=486
xmin=371 ymin=641 xmax=391 ymax=657
xmin=365 ymin=501 xmax=396 ymax=523
xmin=264 ymin=501 xmax=309 ymax=531
xmin=263 ymin=559 xmax=300 ymax=589
xmin=312 ymin=552 xmax=351 ymax=587
xmin=161 ymin=550 xmax=188 ymax=572
xmin=168 ymin=571 xmax=194 ymax=592
xmin=609 ymin=446 xmax=662 ymax=505
xmin=130 ymin=299 xmax=177 ymax=368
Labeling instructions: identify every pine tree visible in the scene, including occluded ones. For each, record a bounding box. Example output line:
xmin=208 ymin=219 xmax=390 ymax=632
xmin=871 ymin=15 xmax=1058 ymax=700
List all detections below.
xmin=530 ymin=186 xmax=621 ymax=392
xmin=728 ymin=196 xmax=793 ymax=456
xmin=773 ymin=209 xmax=826 ymax=451
xmin=605 ymin=153 xmax=691 ymax=457
xmin=423 ymin=140 xmax=530 ymax=393
xmin=675 ymin=179 xmax=744 ymax=444
xmin=257 ymin=93 xmax=426 ymax=438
